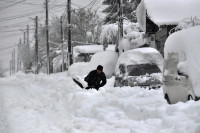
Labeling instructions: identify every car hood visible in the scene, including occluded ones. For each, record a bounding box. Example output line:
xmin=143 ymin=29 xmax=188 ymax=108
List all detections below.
xmin=126 ymin=74 xmax=162 ymax=86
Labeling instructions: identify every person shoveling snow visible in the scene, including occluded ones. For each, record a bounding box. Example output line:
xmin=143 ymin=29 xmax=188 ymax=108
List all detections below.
xmin=73 ymin=65 xmax=107 ymax=90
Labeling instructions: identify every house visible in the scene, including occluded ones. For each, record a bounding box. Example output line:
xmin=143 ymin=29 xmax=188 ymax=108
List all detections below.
xmin=137 ymin=0 xmax=200 ymax=56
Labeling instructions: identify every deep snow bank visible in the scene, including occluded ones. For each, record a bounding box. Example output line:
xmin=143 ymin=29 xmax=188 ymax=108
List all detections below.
xmin=0 ymin=72 xmax=200 ymax=133
xmin=69 ymin=51 xmax=118 ymax=78
xmin=88 ymin=51 xmax=118 ymax=78
xmin=164 ymin=26 xmax=200 ymax=96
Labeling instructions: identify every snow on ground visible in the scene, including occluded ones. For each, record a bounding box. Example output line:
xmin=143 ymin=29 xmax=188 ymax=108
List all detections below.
xmin=0 ymin=72 xmax=200 ymax=133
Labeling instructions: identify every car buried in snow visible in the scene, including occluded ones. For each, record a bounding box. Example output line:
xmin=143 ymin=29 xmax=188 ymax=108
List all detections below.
xmin=162 ymin=53 xmax=200 ymax=104
xmin=114 ymin=48 xmax=163 ymax=89
xmin=163 ymin=27 xmax=200 ymax=104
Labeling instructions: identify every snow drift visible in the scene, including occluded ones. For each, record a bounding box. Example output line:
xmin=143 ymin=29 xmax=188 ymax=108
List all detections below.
xmin=88 ymin=51 xmax=118 ymax=78
xmin=164 ymin=26 xmax=200 ymax=96
xmin=69 ymin=51 xmax=118 ymax=78
xmin=1 ymin=72 xmax=200 ymax=133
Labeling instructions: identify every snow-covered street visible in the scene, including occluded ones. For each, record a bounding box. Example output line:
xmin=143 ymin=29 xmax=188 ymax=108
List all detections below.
xmin=1 ymin=72 xmax=200 ymax=133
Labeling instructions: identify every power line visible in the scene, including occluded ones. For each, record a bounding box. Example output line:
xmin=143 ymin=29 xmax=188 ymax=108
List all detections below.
xmin=0 ymin=0 xmax=43 ymax=6
xmin=0 ymin=0 xmax=26 ymax=10
xmin=0 ymin=20 xmax=32 ymax=29
xmin=81 ymin=0 xmax=96 ymax=9
xmin=0 ymin=5 xmax=65 ymax=22
xmin=0 ymin=44 xmax=17 ymax=50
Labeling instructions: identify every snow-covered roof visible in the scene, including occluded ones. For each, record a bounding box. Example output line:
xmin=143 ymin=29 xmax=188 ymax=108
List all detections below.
xmin=137 ymin=0 xmax=200 ymax=27
xmin=164 ymin=26 xmax=200 ymax=96
xmin=115 ymin=47 xmax=163 ymax=74
xmin=73 ymin=45 xmax=115 ymax=54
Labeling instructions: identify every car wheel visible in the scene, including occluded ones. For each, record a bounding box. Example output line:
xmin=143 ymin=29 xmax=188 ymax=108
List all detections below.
xmin=188 ymin=95 xmax=193 ymax=101
xmin=165 ymin=94 xmax=171 ymax=104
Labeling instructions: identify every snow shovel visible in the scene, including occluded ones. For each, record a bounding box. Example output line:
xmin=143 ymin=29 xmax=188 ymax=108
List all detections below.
xmin=72 ymin=78 xmax=84 ymax=88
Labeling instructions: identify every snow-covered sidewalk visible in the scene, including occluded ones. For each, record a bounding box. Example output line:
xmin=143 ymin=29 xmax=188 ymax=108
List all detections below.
xmin=0 ymin=72 xmax=200 ymax=133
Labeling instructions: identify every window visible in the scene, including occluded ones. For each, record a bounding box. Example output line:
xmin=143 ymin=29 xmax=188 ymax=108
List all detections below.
xmin=127 ymin=64 xmax=161 ymax=76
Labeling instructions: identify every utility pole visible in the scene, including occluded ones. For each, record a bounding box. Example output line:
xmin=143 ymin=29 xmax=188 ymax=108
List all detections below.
xmin=35 ymin=16 xmax=39 ymax=74
xmin=23 ymin=31 xmax=26 ymax=45
xmin=67 ymin=0 xmax=73 ymax=65
xmin=27 ymin=25 xmax=29 ymax=49
xmin=17 ymin=44 xmax=19 ymax=72
xmin=12 ymin=49 xmax=15 ymax=74
xmin=116 ymin=0 xmax=123 ymax=52
xmin=45 ymin=0 xmax=50 ymax=74
xmin=10 ymin=60 xmax=12 ymax=75
xmin=19 ymin=38 xmax=22 ymax=71
xmin=60 ymin=16 xmax=64 ymax=71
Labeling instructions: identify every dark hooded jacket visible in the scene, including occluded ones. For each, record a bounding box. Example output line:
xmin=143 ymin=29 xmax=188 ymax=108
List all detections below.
xmin=84 ymin=70 xmax=107 ymax=90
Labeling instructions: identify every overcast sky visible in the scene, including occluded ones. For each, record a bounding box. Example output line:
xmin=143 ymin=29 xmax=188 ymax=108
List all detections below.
xmin=0 ymin=0 xmax=105 ymax=70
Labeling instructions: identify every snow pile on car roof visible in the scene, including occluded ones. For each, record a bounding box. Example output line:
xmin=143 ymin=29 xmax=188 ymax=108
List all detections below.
xmin=164 ymin=26 xmax=200 ymax=96
xmin=137 ymin=0 xmax=200 ymax=27
xmin=74 ymin=45 xmax=115 ymax=54
xmin=115 ymin=48 xmax=163 ymax=75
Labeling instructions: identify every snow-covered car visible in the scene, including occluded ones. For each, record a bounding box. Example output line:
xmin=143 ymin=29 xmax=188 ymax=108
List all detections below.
xmin=75 ymin=53 xmax=93 ymax=62
xmin=162 ymin=53 xmax=197 ymax=104
xmin=163 ymin=26 xmax=200 ymax=104
xmin=74 ymin=45 xmax=115 ymax=63
xmin=114 ymin=47 xmax=163 ymax=89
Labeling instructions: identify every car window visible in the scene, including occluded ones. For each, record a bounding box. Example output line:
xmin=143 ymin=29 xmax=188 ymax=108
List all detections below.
xmin=119 ymin=64 xmax=126 ymax=74
xmin=127 ymin=64 xmax=161 ymax=76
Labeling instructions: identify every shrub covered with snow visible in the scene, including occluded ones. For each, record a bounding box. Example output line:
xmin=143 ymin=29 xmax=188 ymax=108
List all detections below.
xmin=100 ymin=23 xmax=118 ymax=45
xmin=170 ymin=17 xmax=200 ymax=34
xmin=164 ymin=26 xmax=200 ymax=96
xmin=100 ymin=21 xmax=145 ymax=52
xmin=118 ymin=22 xmax=145 ymax=52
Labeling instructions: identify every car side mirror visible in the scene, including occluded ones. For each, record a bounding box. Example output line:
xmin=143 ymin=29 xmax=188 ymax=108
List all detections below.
xmin=177 ymin=70 xmax=188 ymax=78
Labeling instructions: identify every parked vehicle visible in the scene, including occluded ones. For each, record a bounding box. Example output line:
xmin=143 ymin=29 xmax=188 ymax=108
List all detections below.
xmin=75 ymin=53 xmax=93 ymax=62
xmin=114 ymin=48 xmax=163 ymax=89
xmin=74 ymin=45 xmax=115 ymax=63
xmin=163 ymin=26 xmax=200 ymax=104
xmin=163 ymin=53 xmax=199 ymax=104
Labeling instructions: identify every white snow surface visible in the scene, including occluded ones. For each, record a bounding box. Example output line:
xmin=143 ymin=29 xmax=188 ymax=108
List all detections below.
xmin=137 ymin=0 xmax=200 ymax=27
xmin=164 ymin=26 xmax=200 ymax=96
xmin=115 ymin=48 xmax=163 ymax=75
xmin=1 ymin=72 xmax=200 ymax=133
xmin=69 ymin=51 xmax=118 ymax=78
xmin=73 ymin=45 xmax=115 ymax=54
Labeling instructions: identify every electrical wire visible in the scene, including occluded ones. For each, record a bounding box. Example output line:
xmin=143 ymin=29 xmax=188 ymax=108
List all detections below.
xmin=0 ymin=0 xmax=43 ymax=6
xmin=0 ymin=0 xmax=26 ymax=10
xmin=0 ymin=44 xmax=17 ymax=50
